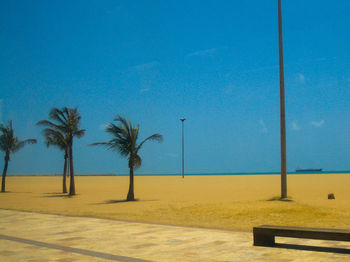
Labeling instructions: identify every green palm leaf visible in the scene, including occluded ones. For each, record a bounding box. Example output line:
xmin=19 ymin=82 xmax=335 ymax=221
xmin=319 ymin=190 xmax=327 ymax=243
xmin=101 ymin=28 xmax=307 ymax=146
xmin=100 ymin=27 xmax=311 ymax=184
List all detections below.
xmin=91 ymin=115 xmax=163 ymax=201
xmin=12 ymin=139 xmax=37 ymax=153
xmin=1 ymin=120 xmax=37 ymax=192
xmin=37 ymin=107 xmax=85 ymax=196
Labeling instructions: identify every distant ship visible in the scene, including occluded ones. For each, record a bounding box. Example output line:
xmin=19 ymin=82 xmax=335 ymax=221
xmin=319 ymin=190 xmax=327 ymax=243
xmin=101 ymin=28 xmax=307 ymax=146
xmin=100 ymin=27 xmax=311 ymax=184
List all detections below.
xmin=295 ymin=168 xmax=322 ymax=172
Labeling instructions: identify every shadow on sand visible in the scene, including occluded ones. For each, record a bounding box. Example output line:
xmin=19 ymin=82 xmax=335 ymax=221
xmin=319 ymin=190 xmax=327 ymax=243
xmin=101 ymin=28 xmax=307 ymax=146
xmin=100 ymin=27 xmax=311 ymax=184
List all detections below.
xmin=91 ymin=199 xmax=158 ymax=205
xmin=266 ymin=196 xmax=293 ymax=202
xmin=41 ymin=193 xmax=73 ymax=198
xmin=273 ymin=243 xmax=350 ymax=254
xmin=1 ymin=191 xmax=32 ymax=194
xmin=104 ymin=199 xmax=138 ymax=204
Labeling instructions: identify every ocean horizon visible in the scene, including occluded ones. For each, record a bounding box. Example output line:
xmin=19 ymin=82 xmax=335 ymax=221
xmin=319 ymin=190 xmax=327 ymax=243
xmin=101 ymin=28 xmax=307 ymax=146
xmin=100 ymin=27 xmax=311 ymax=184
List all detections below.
xmin=7 ymin=170 xmax=350 ymax=176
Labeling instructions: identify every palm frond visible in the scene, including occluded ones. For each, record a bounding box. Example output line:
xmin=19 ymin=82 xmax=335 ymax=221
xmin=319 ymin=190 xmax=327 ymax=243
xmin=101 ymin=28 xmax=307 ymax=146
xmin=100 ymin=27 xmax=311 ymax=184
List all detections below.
xmin=136 ymin=133 xmax=163 ymax=153
xmin=133 ymin=154 xmax=142 ymax=169
xmin=49 ymin=108 xmax=67 ymax=126
xmin=11 ymin=139 xmax=37 ymax=153
xmin=90 ymin=141 xmax=128 ymax=156
xmin=0 ymin=124 xmax=8 ymax=134
xmin=0 ymin=121 xmax=13 ymax=134
xmin=36 ymin=120 xmax=60 ymax=129
xmin=90 ymin=141 xmax=114 ymax=148
xmin=115 ymin=116 xmax=131 ymax=139
xmin=42 ymin=128 xmax=67 ymax=150
xmin=39 ymin=107 xmax=85 ymax=145
xmin=0 ymin=121 xmax=15 ymax=153
xmin=106 ymin=123 xmax=123 ymax=136
xmin=114 ymin=115 xmax=129 ymax=129
xmin=45 ymin=135 xmax=61 ymax=148
xmin=93 ymin=116 xmax=162 ymax=169
xmin=0 ymin=135 xmax=8 ymax=152
xmin=131 ymin=124 xmax=139 ymax=151
xmin=74 ymin=129 xmax=85 ymax=138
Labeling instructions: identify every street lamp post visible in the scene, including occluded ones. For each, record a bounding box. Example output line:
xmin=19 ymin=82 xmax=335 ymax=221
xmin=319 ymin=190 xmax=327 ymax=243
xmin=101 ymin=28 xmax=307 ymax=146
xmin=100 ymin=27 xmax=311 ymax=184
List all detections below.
xmin=278 ymin=0 xmax=287 ymax=199
xmin=180 ymin=118 xmax=186 ymax=178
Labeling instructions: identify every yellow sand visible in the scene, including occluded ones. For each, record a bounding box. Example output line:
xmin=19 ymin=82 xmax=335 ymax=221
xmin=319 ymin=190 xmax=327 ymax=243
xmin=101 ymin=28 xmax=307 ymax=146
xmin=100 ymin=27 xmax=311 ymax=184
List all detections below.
xmin=1 ymin=174 xmax=350 ymax=231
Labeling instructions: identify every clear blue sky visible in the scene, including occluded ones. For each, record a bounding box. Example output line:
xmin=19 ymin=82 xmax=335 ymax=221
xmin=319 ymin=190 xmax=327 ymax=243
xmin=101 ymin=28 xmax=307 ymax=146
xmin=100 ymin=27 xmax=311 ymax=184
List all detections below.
xmin=1 ymin=0 xmax=350 ymax=174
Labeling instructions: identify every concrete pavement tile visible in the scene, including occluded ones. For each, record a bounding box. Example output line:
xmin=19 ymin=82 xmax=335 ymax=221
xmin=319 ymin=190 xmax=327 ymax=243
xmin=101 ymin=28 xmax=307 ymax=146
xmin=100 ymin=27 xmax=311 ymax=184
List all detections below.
xmin=2 ymin=209 xmax=350 ymax=261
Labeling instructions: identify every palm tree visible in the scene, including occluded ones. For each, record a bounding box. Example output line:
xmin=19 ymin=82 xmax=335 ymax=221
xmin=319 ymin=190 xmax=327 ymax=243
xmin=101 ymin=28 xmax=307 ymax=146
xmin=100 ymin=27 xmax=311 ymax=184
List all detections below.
xmin=36 ymin=123 xmax=69 ymax=193
xmin=37 ymin=107 xmax=85 ymax=195
xmin=91 ymin=116 xmax=163 ymax=201
xmin=0 ymin=120 xmax=37 ymax=192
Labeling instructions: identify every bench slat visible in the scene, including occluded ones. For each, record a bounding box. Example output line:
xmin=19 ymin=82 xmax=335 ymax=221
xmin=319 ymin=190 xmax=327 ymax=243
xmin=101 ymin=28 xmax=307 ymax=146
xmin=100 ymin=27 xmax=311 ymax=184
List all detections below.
xmin=257 ymin=225 xmax=350 ymax=234
xmin=253 ymin=225 xmax=350 ymax=246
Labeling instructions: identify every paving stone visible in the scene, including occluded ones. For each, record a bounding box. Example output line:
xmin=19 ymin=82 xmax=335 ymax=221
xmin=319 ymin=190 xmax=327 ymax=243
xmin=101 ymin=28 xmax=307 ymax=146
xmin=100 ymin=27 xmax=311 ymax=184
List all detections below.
xmin=1 ymin=209 xmax=350 ymax=261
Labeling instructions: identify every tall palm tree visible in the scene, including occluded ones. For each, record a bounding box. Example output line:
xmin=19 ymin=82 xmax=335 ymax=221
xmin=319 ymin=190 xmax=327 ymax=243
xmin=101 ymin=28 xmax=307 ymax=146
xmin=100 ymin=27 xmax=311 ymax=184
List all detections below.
xmin=0 ymin=120 xmax=37 ymax=192
xmin=91 ymin=116 xmax=163 ymax=201
xmin=36 ymin=124 xmax=69 ymax=193
xmin=37 ymin=107 xmax=85 ymax=195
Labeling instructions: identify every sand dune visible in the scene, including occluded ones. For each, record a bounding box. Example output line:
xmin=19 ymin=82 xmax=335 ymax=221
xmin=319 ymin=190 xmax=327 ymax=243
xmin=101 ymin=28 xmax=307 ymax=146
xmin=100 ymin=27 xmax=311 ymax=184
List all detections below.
xmin=1 ymin=174 xmax=350 ymax=231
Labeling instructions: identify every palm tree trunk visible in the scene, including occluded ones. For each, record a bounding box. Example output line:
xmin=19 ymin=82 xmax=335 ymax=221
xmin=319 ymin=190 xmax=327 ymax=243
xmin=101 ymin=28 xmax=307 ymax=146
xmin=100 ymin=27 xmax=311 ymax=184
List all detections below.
xmin=1 ymin=153 xmax=10 ymax=193
xmin=67 ymin=155 xmax=70 ymax=178
xmin=127 ymin=159 xmax=134 ymax=201
xmin=69 ymin=143 xmax=75 ymax=196
xmin=62 ymin=151 xmax=68 ymax=193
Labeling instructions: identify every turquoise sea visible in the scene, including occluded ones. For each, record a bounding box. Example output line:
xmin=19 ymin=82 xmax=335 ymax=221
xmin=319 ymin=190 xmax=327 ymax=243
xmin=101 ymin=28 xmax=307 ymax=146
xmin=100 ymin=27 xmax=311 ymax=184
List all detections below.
xmin=119 ymin=171 xmax=350 ymax=176
xmin=10 ymin=171 xmax=350 ymax=176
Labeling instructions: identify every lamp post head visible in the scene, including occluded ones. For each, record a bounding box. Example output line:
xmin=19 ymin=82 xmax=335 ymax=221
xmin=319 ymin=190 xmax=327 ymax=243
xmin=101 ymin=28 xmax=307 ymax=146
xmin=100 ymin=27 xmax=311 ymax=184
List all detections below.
xmin=180 ymin=118 xmax=186 ymax=122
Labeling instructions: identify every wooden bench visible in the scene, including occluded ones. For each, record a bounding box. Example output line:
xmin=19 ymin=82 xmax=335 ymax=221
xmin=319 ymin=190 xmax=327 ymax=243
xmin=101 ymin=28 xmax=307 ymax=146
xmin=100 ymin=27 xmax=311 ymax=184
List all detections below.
xmin=253 ymin=225 xmax=350 ymax=246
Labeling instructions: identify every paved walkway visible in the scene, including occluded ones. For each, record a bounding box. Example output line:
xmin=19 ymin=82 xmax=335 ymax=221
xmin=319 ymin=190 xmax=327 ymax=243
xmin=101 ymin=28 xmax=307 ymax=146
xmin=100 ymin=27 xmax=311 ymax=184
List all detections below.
xmin=1 ymin=209 xmax=350 ymax=261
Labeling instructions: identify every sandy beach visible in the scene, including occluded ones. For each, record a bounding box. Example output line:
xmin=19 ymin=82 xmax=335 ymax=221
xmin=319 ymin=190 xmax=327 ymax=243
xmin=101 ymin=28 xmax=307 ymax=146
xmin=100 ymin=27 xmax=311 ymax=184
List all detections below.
xmin=1 ymin=174 xmax=350 ymax=231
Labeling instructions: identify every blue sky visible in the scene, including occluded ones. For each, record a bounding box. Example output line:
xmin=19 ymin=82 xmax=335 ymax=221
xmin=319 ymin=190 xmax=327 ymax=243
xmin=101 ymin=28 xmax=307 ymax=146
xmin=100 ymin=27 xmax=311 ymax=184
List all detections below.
xmin=1 ymin=0 xmax=350 ymax=174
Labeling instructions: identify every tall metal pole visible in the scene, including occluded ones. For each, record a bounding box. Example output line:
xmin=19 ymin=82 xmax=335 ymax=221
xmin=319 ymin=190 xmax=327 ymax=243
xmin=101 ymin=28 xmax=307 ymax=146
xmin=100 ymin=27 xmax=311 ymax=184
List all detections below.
xmin=278 ymin=0 xmax=287 ymax=198
xmin=180 ymin=118 xmax=186 ymax=178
